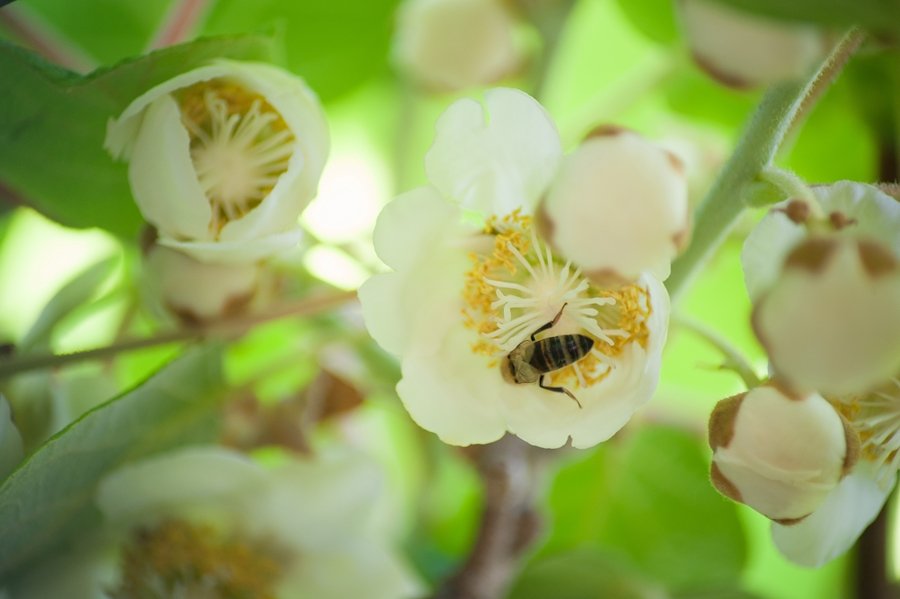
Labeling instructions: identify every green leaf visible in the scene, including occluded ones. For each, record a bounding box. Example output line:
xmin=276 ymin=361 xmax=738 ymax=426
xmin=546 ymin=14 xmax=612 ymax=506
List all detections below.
xmin=508 ymin=548 xmax=666 ymax=599
xmin=18 ymin=255 xmax=118 ymax=354
xmin=202 ymin=0 xmax=401 ymax=102
xmin=543 ymin=426 xmax=747 ymax=592
xmin=600 ymin=427 xmax=747 ymax=591
xmin=703 ymin=0 xmax=900 ymax=33
xmin=0 ymin=344 xmax=224 ymax=579
xmin=614 ymin=0 xmax=679 ymax=45
xmin=0 ymin=34 xmax=279 ymax=239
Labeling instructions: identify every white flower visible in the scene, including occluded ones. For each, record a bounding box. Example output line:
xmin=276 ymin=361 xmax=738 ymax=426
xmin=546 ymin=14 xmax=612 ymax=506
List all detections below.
xmin=753 ymin=237 xmax=900 ymax=396
xmin=540 ymin=128 xmax=690 ymax=282
xmin=106 ymin=60 xmax=329 ymax=264
xmin=360 ymin=88 xmax=672 ymax=448
xmin=743 ymin=182 xmax=900 ymax=301
xmin=142 ymin=243 xmax=261 ymax=323
xmin=677 ymin=0 xmax=826 ymax=88
xmin=13 ymin=447 xmax=421 ymax=599
xmin=393 ymin=0 xmax=522 ymax=91
xmin=0 ymin=395 xmax=23 ymax=480
xmin=708 ymin=384 xmax=855 ymax=522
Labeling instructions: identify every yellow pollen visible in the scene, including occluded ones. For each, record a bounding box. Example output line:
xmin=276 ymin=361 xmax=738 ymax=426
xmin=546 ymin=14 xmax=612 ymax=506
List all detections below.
xmin=460 ymin=210 xmax=653 ymax=395
xmin=177 ymin=80 xmax=294 ymax=236
xmin=109 ymin=518 xmax=285 ymax=599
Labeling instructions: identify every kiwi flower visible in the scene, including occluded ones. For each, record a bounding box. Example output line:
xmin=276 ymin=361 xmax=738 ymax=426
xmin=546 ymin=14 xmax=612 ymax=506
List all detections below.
xmin=106 ymin=60 xmax=329 ymax=264
xmin=11 ymin=447 xmax=420 ymax=599
xmin=707 ymin=182 xmax=900 ymax=567
xmin=360 ymin=88 xmax=687 ymax=448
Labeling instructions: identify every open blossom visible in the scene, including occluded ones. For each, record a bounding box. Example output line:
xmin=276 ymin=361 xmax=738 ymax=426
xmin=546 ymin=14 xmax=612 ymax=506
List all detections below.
xmin=106 ymin=60 xmax=329 ymax=264
xmin=360 ymin=88 xmax=684 ymax=448
xmin=12 ymin=447 xmax=420 ymax=599
xmin=393 ymin=0 xmax=523 ymax=91
xmin=677 ymin=0 xmax=826 ymax=88
xmin=709 ymin=181 xmax=900 ymax=567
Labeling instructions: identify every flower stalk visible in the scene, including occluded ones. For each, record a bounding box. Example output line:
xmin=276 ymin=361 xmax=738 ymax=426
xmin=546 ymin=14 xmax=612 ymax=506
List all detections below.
xmin=666 ymin=28 xmax=866 ymax=302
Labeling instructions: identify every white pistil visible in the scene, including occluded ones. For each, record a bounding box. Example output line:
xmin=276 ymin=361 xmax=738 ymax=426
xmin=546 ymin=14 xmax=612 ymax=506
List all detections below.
xmin=483 ymin=233 xmax=618 ymax=350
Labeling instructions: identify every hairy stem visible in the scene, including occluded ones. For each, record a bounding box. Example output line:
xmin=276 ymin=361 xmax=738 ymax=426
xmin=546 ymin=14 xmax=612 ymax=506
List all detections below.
xmin=146 ymin=0 xmax=212 ymax=49
xmin=0 ymin=290 xmax=357 ymax=379
xmin=666 ymin=29 xmax=865 ymax=302
xmin=0 ymin=3 xmax=96 ymax=72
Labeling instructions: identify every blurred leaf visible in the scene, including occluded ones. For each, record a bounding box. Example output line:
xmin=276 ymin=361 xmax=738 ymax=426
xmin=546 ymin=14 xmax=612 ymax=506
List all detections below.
xmin=508 ymin=548 xmax=667 ymax=599
xmin=202 ymin=0 xmax=401 ymax=102
xmin=543 ymin=426 xmax=747 ymax=592
xmin=614 ymin=0 xmax=679 ymax=45
xmin=0 ymin=34 xmax=279 ymax=238
xmin=703 ymin=0 xmax=900 ymax=33
xmin=18 ymin=255 xmax=118 ymax=354
xmin=664 ymin=66 xmax=758 ymax=130
xmin=674 ymin=589 xmax=762 ymax=599
xmin=601 ymin=426 xmax=747 ymax=591
xmin=15 ymin=0 xmax=172 ymax=65
xmin=0 ymin=344 xmax=224 ymax=579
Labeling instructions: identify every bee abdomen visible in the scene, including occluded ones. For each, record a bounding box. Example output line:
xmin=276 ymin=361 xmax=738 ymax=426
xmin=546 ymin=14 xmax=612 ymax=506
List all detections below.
xmin=529 ymin=334 xmax=594 ymax=373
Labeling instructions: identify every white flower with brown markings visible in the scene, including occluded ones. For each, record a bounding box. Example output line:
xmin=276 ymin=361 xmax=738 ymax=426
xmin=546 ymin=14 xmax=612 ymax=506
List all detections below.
xmin=360 ymin=88 xmax=686 ymax=448
xmin=710 ymin=181 xmax=900 ymax=567
xmin=677 ymin=0 xmax=826 ymax=88
xmin=106 ymin=60 xmax=329 ymax=264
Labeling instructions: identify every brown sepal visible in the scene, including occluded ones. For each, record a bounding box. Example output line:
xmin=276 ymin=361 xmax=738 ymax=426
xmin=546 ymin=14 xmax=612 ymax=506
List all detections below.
xmin=710 ymin=462 xmax=743 ymax=503
xmin=783 ymin=237 xmax=838 ymax=274
xmin=708 ymin=392 xmax=746 ymax=450
xmin=856 ymin=239 xmax=898 ymax=278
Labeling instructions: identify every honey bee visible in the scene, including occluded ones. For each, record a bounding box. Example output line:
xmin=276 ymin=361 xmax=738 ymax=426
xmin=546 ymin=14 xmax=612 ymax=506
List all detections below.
xmin=500 ymin=303 xmax=593 ymax=408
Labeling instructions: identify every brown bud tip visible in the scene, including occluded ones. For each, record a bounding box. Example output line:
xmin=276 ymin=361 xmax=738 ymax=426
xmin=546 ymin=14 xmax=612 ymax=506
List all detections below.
xmin=708 ymin=392 xmax=746 ymax=450
xmin=583 ymin=124 xmax=632 ymax=142
xmin=828 ymin=211 xmax=857 ymax=230
xmin=776 ymin=199 xmax=811 ymax=225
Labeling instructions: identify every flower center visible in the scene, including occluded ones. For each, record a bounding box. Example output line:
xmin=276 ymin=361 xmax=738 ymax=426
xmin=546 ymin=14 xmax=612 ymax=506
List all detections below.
xmin=461 ymin=211 xmax=652 ymax=390
xmin=178 ymin=80 xmax=295 ymax=236
xmin=837 ymin=377 xmax=900 ymax=482
xmin=109 ymin=518 xmax=286 ymax=599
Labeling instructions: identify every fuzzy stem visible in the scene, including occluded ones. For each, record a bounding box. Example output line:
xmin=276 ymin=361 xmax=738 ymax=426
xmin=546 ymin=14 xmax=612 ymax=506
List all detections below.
xmin=666 ymin=29 xmax=865 ymax=302
xmin=0 ymin=290 xmax=357 ymax=379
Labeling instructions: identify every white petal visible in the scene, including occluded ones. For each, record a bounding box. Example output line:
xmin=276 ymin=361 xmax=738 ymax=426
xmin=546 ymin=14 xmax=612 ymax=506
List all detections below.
xmin=771 ymin=466 xmax=893 ymax=567
xmin=393 ymin=0 xmax=521 ymax=91
xmin=159 ymin=228 xmax=303 ymax=263
xmin=127 ymin=95 xmax=213 ymax=240
xmin=0 ymin=395 xmax=23 ymax=480
xmin=143 ymin=245 xmax=260 ymax=321
xmin=679 ymin=0 xmax=824 ymax=87
xmin=398 ymin=325 xmax=508 ymax=446
xmin=754 ymin=239 xmax=900 ymax=396
xmin=542 ymin=133 xmax=688 ymax=281
xmin=373 ymin=187 xmax=460 ymax=271
xmin=425 ymin=88 xmax=562 ymax=215
xmin=105 ymin=64 xmax=233 ymax=159
xmin=216 ymin=60 xmax=330 ymax=241
xmin=279 ymin=543 xmax=422 ymax=599
xmin=743 ymin=181 xmax=900 ymax=301
xmin=96 ymin=447 xmax=267 ymax=525
xmin=359 ymin=273 xmax=410 ymax=355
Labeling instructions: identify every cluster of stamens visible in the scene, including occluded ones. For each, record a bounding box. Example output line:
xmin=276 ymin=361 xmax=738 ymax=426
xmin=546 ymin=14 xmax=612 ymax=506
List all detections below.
xmin=837 ymin=377 xmax=900 ymax=482
xmin=108 ymin=518 xmax=285 ymax=599
xmin=461 ymin=211 xmax=652 ymax=390
xmin=178 ymin=80 xmax=295 ymax=236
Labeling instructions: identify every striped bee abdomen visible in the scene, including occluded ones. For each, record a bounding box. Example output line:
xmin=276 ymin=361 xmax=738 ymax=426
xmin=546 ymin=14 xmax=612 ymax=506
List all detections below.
xmin=529 ymin=334 xmax=594 ymax=373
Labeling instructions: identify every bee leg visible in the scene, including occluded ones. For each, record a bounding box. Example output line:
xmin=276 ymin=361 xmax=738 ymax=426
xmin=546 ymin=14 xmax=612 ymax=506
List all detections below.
xmin=529 ymin=302 xmax=569 ymax=341
xmin=539 ymin=375 xmax=583 ymax=409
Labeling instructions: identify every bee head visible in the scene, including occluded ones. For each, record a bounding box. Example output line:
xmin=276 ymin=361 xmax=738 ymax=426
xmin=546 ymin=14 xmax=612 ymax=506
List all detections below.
xmin=500 ymin=355 xmax=518 ymax=384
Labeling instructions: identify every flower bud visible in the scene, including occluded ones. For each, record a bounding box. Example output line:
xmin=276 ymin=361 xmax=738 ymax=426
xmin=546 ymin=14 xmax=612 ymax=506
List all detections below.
xmin=753 ymin=237 xmax=900 ymax=396
xmin=678 ymin=0 xmax=826 ymax=88
xmin=709 ymin=385 xmax=856 ymax=522
xmin=539 ymin=128 xmax=689 ymax=283
xmin=106 ymin=60 xmax=329 ymax=264
xmin=393 ymin=0 xmax=523 ymax=91
xmin=143 ymin=244 xmax=261 ymax=324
